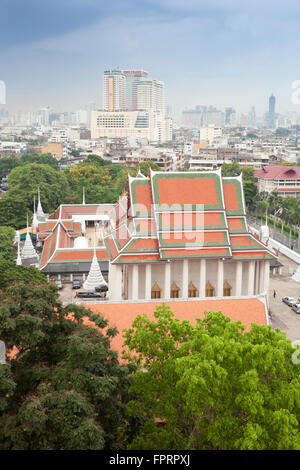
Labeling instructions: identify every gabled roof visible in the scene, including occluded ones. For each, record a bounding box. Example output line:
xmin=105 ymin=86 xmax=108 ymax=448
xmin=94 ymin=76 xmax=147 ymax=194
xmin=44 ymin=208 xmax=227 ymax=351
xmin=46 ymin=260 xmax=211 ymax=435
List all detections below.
xmin=151 ymin=169 xmax=225 ymax=211
xmin=223 ymin=175 xmax=245 ymax=215
xmin=104 ymin=169 xmax=275 ymax=264
xmin=255 ymin=164 xmax=300 ymax=180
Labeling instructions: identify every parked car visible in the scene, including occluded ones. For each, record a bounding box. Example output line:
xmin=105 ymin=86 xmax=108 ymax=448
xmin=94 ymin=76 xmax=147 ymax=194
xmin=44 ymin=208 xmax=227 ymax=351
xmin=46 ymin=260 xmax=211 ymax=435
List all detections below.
xmin=75 ymin=291 xmax=102 ymax=298
xmin=282 ymin=297 xmax=298 ymax=306
xmin=72 ymin=280 xmax=81 ymax=289
xmin=55 ymin=280 xmax=63 ymax=290
xmin=292 ymin=303 xmax=300 ymax=312
xmin=95 ymin=285 xmax=109 ymax=293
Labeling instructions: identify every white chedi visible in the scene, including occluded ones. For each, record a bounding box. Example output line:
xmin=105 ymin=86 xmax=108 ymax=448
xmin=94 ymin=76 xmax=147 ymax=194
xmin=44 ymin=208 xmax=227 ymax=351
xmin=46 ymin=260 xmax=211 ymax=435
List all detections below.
xmin=21 ymin=216 xmax=38 ymax=260
xmin=83 ymin=248 xmax=107 ymax=290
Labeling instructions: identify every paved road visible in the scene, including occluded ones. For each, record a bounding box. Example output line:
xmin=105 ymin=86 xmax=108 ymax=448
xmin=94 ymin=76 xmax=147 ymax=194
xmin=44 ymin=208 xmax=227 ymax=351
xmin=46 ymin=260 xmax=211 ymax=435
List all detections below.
xmin=268 ymin=253 xmax=300 ymax=342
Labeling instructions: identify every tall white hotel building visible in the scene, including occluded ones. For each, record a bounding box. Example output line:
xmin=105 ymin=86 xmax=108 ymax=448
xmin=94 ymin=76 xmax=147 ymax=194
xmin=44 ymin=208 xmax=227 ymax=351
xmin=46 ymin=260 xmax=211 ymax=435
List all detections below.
xmin=91 ymin=69 xmax=172 ymax=143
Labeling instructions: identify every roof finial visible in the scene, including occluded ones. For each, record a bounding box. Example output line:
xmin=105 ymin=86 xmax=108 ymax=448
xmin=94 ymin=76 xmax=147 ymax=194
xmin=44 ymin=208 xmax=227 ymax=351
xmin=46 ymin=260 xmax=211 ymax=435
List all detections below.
xmin=82 ymin=187 xmax=86 ymax=205
xmin=32 ymin=194 xmax=39 ymax=229
xmin=37 ymin=186 xmax=46 ymax=221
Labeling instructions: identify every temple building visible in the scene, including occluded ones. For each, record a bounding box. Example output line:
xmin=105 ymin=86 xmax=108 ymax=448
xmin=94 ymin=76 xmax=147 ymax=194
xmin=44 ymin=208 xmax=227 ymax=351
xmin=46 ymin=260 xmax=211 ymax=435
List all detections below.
xmin=38 ymin=203 xmax=115 ymax=281
xmin=105 ymin=169 xmax=276 ymax=301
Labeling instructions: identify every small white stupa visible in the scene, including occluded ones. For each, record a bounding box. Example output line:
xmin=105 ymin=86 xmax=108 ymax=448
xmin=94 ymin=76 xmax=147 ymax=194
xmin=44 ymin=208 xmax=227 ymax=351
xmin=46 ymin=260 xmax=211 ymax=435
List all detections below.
xmin=16 ymin=234 xmax=22 ymax=266
xmin=36 ymin=186 xmax=46 ymax=222
xmin=83 ymin=246 xmax=107 ymax=291
xmin=21 ymin=215 xmax=38 ymax=260
xmin=32 ymin=194 xmax=39 ymax=229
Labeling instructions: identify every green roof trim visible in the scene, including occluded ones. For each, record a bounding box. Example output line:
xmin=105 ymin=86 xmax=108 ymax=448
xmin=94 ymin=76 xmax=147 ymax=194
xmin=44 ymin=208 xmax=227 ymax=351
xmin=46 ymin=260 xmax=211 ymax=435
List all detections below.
xmin=151 ymin=172 xmax=224 ymax=211
xmin=158 ymin=231 xmax=230 ymax=248
xmin=223 ymin=178 xmax=245 ymax=216
xmin=122 ymin=238 xmax=158 ymax=253
xmin=130 ymin=179 xmax=152 ymax=217
xmin=160 ymin=247 xmax=232 ymax=259
xmin=156 ymin=211 xmax=227 ymax=231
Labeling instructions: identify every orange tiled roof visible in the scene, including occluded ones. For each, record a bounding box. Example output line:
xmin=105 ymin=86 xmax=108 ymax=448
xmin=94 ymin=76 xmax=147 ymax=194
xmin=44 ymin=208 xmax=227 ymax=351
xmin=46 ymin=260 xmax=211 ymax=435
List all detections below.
xmin=83 ymin=297 xmax=268 ymax=359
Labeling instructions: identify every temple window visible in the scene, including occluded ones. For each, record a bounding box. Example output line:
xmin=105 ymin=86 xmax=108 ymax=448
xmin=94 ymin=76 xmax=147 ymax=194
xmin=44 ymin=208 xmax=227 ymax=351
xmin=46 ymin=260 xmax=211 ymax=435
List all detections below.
xmin=188 ymin=281 xmax=198 ymax=298
xmin=223 ymin=280 xmax=232 ymax=297
xmin=170 ymin=281 xmax=180 ymax=298
xmin=151 ymin=282 xmax=162 ymax=299
xmin=206 ymin=281 xmax=215 ymax=297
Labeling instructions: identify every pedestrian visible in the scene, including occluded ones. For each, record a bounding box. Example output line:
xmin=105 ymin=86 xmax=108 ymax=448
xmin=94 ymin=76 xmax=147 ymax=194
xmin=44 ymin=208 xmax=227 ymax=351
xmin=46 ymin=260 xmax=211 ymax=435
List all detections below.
xmin=273 ymin=289 xmax=276 ymax=299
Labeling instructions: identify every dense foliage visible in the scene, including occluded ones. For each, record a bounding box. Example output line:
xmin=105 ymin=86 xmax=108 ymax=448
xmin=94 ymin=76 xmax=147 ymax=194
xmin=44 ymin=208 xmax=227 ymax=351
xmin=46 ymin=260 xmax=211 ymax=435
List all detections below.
xmin=0 ymin=280 xmax=138 ymax=450
xmin=123 ymin=304 xmax=300 ymax=450
xmin=0 ymin=260 xmax=47 ymax=288
xmin=0 ymin=152 xmax=160 ymax=228
xmin=0 ymin=227 xmax=16 ymax=262
xmin=221 ymin=162 xmax=258 ymax=207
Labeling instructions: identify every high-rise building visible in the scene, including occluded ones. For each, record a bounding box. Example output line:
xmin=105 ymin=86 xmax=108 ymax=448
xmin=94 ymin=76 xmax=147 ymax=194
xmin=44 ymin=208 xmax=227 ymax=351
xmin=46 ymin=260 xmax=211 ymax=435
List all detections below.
xmin=269 ymin=94 xmax=276 ymax=115
xmin=225 ymin=108 xmax=236 ymax=126
xmin=266 ymin=94 xmax=276 ymax=128
xmin=102 ymin=70 xmax=126 ymax=111
xmin=122 ymin=70 xmax=148 ymax=110
xmin=94 ymin=68 xmax=170 ymax=142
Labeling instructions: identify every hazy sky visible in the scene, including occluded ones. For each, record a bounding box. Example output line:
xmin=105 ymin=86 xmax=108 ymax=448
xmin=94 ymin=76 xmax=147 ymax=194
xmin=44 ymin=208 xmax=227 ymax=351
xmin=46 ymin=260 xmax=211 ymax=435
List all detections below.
xmin=2 ymin=0 xmax=300 ymax=116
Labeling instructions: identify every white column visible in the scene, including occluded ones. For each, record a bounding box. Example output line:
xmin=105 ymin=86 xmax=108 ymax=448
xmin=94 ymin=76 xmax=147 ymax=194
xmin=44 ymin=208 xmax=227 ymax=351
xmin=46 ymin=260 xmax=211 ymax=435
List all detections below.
xmin=132 ymin=264 xmax=139 ymax=300
xmin=70 ymin=273 xmax=73 ymax=282
xmin=217 ymin=259 xmax=224 ymax=297
xmin=248 ymin=261 xmax=255 ymax=296
xmin=182 ymin=259 xmax=189 ymax=298
xmin=164 ymin=262 xmax=171 ymax=299
xmin=200 ymin=259 xmax=206 ymax=297
xmin=259 ymin=260 xmax=266 ymax=294
xmin=263 ymin=260 xmax=270 ymax=294
xmin=108 ymin=263 xmax=123 ymax=300
xmin=235 ymin=261 xmax=243 ymax=297
xmin=255 ymin=261 xmax=260 ymax=295
xmin=145 ymin=264 xmax=152 ymax=300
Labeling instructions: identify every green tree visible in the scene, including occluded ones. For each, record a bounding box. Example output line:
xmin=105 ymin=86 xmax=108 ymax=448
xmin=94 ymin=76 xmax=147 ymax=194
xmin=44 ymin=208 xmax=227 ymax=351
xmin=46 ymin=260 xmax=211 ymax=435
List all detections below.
xmin=19 ymin=153 xmax=59 ymax=170
xmin=6 ymin=163 xmax=72 ymax=213
xmin=0 ymin=157 xmax=21 ymax=179
xmin=0 ymin=261 xmax=47 ymax=288
xmin=0 ymin=282 xmax=137 ymax=450
xmin=123 ymin=304 xmax=300 ymax=450
xmin=0 ymin=227 xmax=16 ymax=262
xmin=0 ymin=195 xmax=29 ymax=229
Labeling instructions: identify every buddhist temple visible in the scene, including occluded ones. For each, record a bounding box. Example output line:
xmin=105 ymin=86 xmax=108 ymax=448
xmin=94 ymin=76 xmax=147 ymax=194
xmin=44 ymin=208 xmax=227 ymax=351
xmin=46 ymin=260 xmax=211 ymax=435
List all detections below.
xmin=105 ymin=169 xmax=276 ymax=301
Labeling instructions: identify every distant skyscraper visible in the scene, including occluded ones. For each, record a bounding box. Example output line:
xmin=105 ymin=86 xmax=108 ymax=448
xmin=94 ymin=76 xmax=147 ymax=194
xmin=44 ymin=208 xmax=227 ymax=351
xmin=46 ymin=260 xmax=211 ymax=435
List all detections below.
xmin=266 ymin=94 xmax=276 ymax=128
xmin=93 ymin=67 xmax=169 ymax=142
xmin=269 ymin=94 xmax=276 ymax=115
xmin=248 ymin=106 xmax=256 ymax=127
xmin=102 ymin=70 xmax=126 ymax=111
xmin=225 ymin=107 xmax=236 ymax=126
xmin=122 ymin=70 xmax=148 ymax=110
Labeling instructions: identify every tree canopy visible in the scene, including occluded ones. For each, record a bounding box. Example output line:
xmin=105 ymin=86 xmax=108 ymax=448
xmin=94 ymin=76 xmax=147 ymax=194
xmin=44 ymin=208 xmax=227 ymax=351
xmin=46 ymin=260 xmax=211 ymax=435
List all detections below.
xmin=123 ymin=304 xmax=300 ymax=450
xmin=0 ymin=281 xmax=137 ymax=450
xmin=0 ymin=227 xmax=16 ymax=263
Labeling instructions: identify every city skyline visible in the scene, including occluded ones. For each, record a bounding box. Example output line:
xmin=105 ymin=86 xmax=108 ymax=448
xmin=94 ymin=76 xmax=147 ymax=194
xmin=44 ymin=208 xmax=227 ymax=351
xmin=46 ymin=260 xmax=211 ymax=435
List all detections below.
xmin=2 ymin=1 xmax=300 ymax=115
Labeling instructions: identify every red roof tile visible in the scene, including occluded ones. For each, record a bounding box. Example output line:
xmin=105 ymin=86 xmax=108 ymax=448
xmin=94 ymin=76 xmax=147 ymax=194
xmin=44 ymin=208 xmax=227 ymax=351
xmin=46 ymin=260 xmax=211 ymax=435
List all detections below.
xmin=255 ymin=164 xmax=300 ymax=180
xmin=83 ymin=298 xmax=268 ymax=359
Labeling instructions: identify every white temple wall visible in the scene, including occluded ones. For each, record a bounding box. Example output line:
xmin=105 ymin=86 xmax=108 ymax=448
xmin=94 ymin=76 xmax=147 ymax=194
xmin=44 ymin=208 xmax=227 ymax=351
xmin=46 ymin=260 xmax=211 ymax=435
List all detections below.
xmin=242 ymin=262 xmax=249 ymax=296
xmin=138 ymin=264 xmax=146 ymax=299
